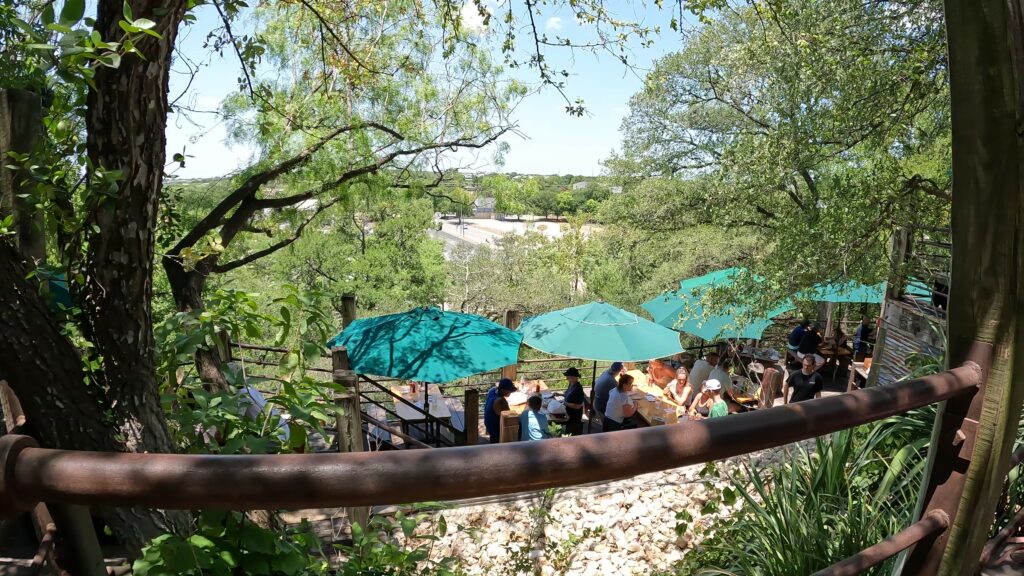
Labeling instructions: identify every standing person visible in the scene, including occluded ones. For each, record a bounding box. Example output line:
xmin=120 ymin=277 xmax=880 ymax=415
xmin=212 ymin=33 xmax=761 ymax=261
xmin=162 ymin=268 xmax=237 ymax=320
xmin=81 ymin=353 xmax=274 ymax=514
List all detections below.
xmin=561 ymin=367 xmax=586 ymax=435
xmin=484 ymin=378 xmax=517 ymax=444
xmin=705 ymin=380 xmax=729 ymax=418
xmin=690 ymin=353 xmax=719 ymax=390
xmin=519 ymin=395 xmax=550 ymax=441
xmin=604 ymin=374 xmax=637 ymax=431
xmin=593 ymin=362 xmax=624 ymax=417
xmin=853 ymin=317 xmax=875 ymax=361
xmin=787 ymin=356 xmax=825 ymax=403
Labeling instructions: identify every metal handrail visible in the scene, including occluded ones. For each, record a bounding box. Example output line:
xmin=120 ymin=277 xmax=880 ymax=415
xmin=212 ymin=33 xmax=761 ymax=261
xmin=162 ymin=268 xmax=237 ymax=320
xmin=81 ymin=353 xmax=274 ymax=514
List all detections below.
xmin=361 ymin=413 xmax=431 ymax=450
xmin=0 ymin=361 xmax=981 ymax=514
xmin=358 ymin=375 xmax=460 ymax=442
xmin=812 ymin=510 xmax=950 ymax=576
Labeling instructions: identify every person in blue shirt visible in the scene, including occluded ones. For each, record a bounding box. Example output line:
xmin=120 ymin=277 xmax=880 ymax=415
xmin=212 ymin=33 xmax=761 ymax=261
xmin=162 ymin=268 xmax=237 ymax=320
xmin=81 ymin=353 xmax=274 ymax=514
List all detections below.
xmin=853 ymin=317 xmax=875 ymax=360
xmin=519 ymin=395 xmax=550 ymax=441
xmin=787 ymin=320 xmax=810 ymax=352
xmin=593 ymin=362 xmax=624 ymax=418
xmin=484 ymin=378 xmax=517 ymax=444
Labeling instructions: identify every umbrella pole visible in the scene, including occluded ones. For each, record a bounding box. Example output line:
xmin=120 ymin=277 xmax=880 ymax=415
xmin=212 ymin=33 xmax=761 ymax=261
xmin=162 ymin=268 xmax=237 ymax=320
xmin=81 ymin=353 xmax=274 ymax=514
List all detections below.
xmin=587 ymin=360 xmax=597 ymax=434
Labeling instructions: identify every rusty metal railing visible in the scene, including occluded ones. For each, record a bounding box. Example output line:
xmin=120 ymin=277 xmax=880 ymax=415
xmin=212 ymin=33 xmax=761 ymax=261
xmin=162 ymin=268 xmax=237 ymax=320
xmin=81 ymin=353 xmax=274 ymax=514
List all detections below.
xmin=812 ymin=511 xmax=950 ymax=576
xmin=0 ymin=361 xmax=982 ymax=516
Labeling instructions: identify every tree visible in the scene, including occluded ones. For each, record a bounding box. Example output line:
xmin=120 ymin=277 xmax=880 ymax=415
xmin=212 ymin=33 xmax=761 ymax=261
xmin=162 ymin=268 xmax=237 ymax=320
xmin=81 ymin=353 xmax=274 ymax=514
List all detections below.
xmin=901 ymin=1 xmax=1024 ymax=573
xmin=612 ymin=0 xmax=951 ymax=301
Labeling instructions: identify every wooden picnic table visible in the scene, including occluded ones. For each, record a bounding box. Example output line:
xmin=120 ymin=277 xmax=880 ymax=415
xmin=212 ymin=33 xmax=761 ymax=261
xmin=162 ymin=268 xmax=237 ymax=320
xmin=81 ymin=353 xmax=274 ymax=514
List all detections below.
xmin=390 ymin=383 xmax=451 ymax=441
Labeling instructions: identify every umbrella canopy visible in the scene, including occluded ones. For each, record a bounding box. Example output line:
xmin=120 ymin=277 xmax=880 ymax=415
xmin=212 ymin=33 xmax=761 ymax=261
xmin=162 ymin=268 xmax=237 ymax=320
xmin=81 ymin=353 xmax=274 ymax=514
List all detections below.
xmin=643 ymin=291 xmax=792 ymax=340
xmin=672 ymin=302 xmax=794 ymax=341
xmin=678 ymin=267 xmax=746 ymax=291
xmin=327 ymin=306 xmax=523 ymax=383
xmin=644 ymin=267 xmax=791 ymax=340
xmin=517 ymin=301 xmax=684 ymax=361
xmin=801 ymin=281 xmax=885 ymax=304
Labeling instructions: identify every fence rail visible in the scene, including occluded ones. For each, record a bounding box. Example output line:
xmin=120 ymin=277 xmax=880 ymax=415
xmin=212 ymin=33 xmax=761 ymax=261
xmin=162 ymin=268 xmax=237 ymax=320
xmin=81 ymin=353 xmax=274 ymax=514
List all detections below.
xmin=0 ymin=360 xmax=981 ymax=514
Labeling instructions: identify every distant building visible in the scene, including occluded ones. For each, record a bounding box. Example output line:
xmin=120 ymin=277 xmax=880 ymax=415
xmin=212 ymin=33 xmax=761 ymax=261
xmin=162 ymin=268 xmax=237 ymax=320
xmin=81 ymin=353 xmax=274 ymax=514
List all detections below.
xmin=610 ymin=186 xmax=624 ymax=194
xmin=571 ymin=181 xmax=590 ymax=190
xmin=473 ymin=196 xmax=496 ymax=219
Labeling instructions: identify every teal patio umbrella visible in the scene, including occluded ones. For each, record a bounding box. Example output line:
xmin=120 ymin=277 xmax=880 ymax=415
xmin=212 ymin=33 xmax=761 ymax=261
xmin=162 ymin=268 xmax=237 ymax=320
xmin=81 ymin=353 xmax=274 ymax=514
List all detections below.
xmin=517 ymin=301 xmax=684 ymax=361
xmin=327 ymin=306 xmax=523 ymax=383
xmin=800 ymin=280 xmax=885 ymax=304
xmin=643 ymin=292 xmax=792 ymax=341
xmin=643 ymin=267 xmax=791 ymax=340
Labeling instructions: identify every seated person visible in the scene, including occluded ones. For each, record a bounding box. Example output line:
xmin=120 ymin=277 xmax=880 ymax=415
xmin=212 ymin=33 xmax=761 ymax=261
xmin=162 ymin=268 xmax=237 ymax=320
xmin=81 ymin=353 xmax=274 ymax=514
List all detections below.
xmin=787 ymin=320 xmax=810 ymax=352
xmin=709 ymin=358 xmax=733 ymax=396
xmin=688 ymin=382 xmax=715 ymax=419
xmin=689 ymin=353 xmax=718 ymax=390
xmin=832 ymin=327 xmax=849 ymax=350
xmin=484 ymin=378 xmax=517 ymax=444
xmin=604 ymin=374 xmax=637 ymax=431
xmin=519 ymin=395 xmax=550 ymax=441
xmin=798 ymin=323 xmax=823 ymax=355
xmin=705 ymin=379 xmax=729 ymax=419
xmin=664 ymin=366 xmax=694 ymax=407
xmin=788 ymin=356 xmax=825 ymax=402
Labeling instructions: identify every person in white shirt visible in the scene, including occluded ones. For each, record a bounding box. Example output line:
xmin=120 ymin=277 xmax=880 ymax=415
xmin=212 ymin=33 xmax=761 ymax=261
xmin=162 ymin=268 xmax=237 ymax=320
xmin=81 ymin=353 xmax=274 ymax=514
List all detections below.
xmin=603 ymin=374 xmax=637 ymax=431
xmin=689 ymin=353 xmax=719 ymax=390
xmin=664 ymin=366 xmax=694 ymax=408
xmin=708 ymin=357 xmax=734 ymax=397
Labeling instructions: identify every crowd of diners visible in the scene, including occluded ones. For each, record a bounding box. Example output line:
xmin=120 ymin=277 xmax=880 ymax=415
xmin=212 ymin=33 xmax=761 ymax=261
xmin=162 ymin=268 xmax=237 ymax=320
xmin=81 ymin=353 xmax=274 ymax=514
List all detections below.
xmin=480 ymin=317 xmax=878 ymax=443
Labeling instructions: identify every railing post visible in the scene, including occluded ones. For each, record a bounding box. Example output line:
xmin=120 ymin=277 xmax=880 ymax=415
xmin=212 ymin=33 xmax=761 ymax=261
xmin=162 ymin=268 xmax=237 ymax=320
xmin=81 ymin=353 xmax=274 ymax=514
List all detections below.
xmin=463 ymin=389 xmax=479 ymax=446
xmin=501 ymin=310 xmax=521 ymax=382
xmin=903 ymin=342 xmax=991 ymax=574
xmin=341 ymin=293 xmax=357 ymax=329
xmin=331 ymin=346 xmax=368 ymax=531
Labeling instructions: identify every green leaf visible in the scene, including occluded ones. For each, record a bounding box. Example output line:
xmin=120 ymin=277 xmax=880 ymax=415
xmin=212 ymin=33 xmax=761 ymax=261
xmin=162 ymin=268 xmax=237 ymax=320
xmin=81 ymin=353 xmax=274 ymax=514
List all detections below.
xmin=280 ymin=352 xmax=299 ymax=371
xmin=132 ymin=17 xmax=156 ymax=29
xmin=399 ymin=516 xmax=416 ymax=538
xmin=60 ymin=0 xmax=86 ymax=24
xmin=122 ymin=1 xmax=133 ymax=22
xmin=188 ymin=534 xmax=216 ymax=549
xmin=24 ymin=43 xmax=58 ymax=51
xmin=41 ymin=4 xmax=55 ymax=25
xmin=240 ymin=522 xmax=276 ymax=554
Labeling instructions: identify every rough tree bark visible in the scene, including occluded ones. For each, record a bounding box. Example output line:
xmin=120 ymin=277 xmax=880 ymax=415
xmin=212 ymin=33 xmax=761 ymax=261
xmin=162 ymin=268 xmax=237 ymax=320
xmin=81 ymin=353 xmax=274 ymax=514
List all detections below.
xmin=909 ymin=1 xmax=1024 ymax=573
xmin=82 ymin=0 xmax=188 ymax=454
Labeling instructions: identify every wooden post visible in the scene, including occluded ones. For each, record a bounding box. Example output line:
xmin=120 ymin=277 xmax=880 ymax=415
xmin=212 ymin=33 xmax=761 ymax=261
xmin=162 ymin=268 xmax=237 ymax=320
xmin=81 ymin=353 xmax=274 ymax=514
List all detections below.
xmin=0 ymin=89 xmax=45 ymax=263
xmin=341 ymin=293 xmax=357 ymax=328
xmin=331 ymin=346 xmax=368 ymax=531
xmin=903 ymin=2 xmax=1024 ymax=573
xmin=501 ymin=310 xmax=522 ymax=382
xmin=463 ymin=389 xmax=479 ymax=446
xmin=49 ymin=503 xmax=106 ymax=576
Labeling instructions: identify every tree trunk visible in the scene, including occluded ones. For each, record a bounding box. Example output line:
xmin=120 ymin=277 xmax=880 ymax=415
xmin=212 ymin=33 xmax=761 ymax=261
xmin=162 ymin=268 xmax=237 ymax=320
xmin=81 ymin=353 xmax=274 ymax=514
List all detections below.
xmin=0 ymin=243 xmax=183 ymax=552
xmin=162 ymin=254 xmax=231 ymax=390
xmin=82 ymin=0 xmax=189 ymax=455
xmin=915 ymin=2 xmax=1024 ymax=573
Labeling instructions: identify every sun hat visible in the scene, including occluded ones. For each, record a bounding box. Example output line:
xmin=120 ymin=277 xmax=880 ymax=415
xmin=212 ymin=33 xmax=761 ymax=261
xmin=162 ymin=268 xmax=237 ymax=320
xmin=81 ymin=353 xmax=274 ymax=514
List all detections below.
xmin=498 ymin=378 xmax=517 ymax=391
xmin=705 ymin=379 xmax=722 ymax=391
xmin=563 ymin=367 xmax=582 ymax=377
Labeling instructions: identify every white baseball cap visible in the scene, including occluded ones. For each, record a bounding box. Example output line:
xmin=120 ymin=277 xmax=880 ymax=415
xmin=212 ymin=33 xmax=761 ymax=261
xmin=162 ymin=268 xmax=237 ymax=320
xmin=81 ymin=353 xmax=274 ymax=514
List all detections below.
xmin=705 ymin=379 xmax=722 ymax=391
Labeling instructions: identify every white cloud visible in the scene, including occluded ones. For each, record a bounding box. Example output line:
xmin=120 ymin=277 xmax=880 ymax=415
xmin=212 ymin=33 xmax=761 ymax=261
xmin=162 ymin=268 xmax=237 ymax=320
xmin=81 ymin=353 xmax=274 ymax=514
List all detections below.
xmin=545 ymin=16 xmax=563 ymax=31
xmin=460 ymin=2 xmax=487 ymax=34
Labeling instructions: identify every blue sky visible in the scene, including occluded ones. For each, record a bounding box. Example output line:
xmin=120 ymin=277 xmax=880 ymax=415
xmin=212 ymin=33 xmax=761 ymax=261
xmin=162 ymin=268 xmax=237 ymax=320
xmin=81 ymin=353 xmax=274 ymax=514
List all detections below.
xmin=164 ymin=2 xmax=687 ymax=179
